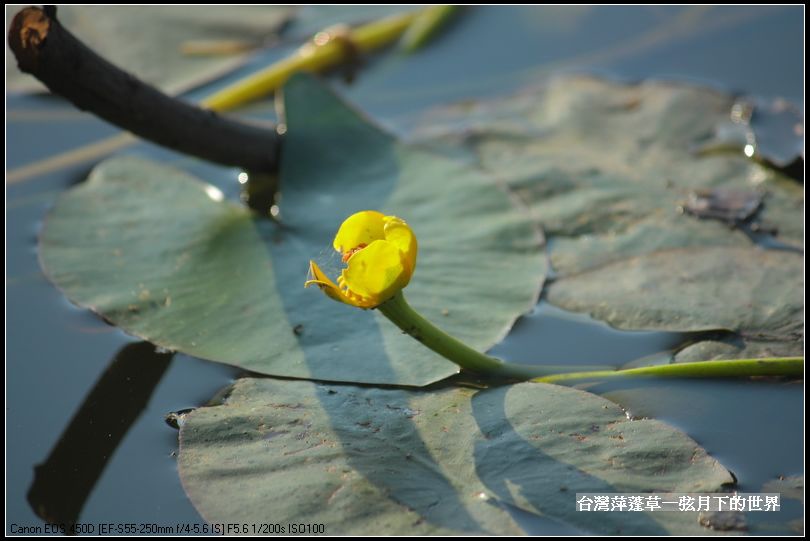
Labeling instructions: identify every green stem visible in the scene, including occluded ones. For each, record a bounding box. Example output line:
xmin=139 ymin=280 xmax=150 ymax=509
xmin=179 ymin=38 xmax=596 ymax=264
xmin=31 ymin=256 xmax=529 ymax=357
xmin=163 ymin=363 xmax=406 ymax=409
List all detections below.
xmin=399 ymin=5 xmax=460 ymax=53
xmin=202 ymin=10 xmax=420 ymax=111
xmin=378 ymin=293 xmax=804 ymax=383
xmin=533 ymin=357 xmax=804 ymax=384
xmin=377 ymin=292 xmax=613 ymax=379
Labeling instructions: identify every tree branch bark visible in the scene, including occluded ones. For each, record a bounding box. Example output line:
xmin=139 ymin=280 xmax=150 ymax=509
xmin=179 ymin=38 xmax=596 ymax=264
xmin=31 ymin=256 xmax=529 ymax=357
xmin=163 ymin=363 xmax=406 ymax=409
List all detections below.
xmin=8 ymin=6 xmax=279 ymax=174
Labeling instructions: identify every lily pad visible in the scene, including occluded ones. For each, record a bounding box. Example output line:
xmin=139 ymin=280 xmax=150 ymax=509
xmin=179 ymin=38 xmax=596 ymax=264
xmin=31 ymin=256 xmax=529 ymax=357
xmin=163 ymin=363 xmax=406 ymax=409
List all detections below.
xmin=548 ymin=246 xmax=803 ymax=337
xmin=38 ymin=74 xmax=544 ymax=386
xmin=413 ymin=76 xmax=804 ymax=356
xmin=178 ymin=378 xmax=734 ymax=535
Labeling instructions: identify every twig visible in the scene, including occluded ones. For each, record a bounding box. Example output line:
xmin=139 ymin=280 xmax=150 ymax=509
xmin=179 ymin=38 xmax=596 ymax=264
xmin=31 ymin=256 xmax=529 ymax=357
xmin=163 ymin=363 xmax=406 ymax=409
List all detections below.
xmin=8 ymin=6 xmax=279 ymax=174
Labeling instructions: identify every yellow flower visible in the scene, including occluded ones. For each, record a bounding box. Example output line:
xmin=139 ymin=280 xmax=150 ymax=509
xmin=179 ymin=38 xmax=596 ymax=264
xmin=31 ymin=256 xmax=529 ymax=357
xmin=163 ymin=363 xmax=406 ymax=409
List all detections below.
xmin=305 ymin=210 xmax=417 ymax=308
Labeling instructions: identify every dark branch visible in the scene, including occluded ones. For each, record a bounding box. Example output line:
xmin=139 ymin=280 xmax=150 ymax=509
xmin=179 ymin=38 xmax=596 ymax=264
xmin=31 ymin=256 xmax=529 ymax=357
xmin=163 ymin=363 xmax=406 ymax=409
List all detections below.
xmin=8 ymin=6 xmax=279 ymax=173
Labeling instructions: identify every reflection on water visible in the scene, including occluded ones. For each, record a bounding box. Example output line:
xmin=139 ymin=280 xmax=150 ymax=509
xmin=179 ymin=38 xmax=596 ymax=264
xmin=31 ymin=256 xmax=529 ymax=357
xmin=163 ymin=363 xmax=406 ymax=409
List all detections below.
xmin=27 ymin=343 xmax=174 ymax=527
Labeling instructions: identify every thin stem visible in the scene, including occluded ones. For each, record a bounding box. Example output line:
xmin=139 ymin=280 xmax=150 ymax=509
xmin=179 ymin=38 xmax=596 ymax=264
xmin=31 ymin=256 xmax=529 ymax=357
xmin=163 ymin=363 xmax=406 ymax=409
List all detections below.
xmin=399 ymin=5 xmax=460 ymax=53
xmin=201 ymin=10 xmax=420 ymax=111
xmin=533 ymin=357 xmax=804 ymax=384
xmin=377 ymin=292 xmax=613 ymax=379
xmin=378 ymin=292 xmax=804 ymax=383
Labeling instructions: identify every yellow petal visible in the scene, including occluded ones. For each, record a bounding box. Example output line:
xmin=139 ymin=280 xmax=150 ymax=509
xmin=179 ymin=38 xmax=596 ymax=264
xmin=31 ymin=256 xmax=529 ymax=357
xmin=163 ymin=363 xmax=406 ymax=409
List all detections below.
xmin=305 ymin=260 xmax=377 ymax=308
xmin=304 ymin=260 xmax=346 ymax=303
xmin=383 ymin=216 xmax=417 ymax=275
xmin=332 ymin=210 xmax=386 ymax=255
xmin=341 ymin=239 xmax=410 ymax=302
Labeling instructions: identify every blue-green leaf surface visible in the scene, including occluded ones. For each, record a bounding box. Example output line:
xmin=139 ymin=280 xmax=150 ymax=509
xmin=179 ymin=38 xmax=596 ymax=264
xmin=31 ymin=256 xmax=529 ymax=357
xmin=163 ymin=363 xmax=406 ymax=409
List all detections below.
xmin=178 ymin=378 xmax=734 ymax=535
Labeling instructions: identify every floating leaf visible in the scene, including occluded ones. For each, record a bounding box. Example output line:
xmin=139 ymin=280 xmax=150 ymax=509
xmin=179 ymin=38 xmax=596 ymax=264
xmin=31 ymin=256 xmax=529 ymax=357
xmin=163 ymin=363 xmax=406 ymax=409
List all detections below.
xmin=413 ymin=76 xmax=804 ymax=356
xmin=548 ymin=246 xmax=803 ymax=337
xmin=178 ymin=378 xmax=734 ymax=535
xmin=38 ymin=74 xmax=544 ymax=386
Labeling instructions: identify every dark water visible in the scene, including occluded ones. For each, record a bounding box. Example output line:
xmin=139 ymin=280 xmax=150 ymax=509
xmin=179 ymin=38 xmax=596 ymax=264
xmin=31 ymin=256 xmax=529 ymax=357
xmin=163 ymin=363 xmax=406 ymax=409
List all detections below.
xmin=488 ymin=301 xmax=687 ymax=367
xmin=6 ymin=5 xmax=803 ymax=535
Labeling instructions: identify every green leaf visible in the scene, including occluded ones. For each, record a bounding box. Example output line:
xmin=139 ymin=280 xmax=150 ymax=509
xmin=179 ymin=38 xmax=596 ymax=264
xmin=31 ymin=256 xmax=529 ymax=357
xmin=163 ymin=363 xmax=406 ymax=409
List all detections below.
xmin=178 ymin=378 xmax=734 ymax=535
xmin=413 ymin=76 xmax=804 ymax=357
xmin=548 ymin=246 xmax=803 ymax=337
xmin=38 ymin=74 xmax=544 ymax=386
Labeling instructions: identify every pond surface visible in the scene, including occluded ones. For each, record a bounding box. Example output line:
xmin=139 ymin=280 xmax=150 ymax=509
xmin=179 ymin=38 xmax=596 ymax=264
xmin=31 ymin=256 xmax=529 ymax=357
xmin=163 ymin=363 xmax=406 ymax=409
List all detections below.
xmin=6 ymin=5 xmax=803 ymax=535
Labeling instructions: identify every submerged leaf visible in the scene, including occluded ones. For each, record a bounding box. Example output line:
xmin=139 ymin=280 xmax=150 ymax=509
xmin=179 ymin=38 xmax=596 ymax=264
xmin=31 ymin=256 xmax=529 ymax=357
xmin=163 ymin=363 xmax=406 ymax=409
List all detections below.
xmin=178 ymin=378 xmax=734 ymax=535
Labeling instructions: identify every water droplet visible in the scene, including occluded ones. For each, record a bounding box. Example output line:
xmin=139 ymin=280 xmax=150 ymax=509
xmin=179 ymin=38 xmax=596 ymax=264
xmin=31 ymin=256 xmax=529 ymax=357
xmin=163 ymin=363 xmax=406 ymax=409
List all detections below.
xmin=743 ymin=144 xmax=755 ymax=158
xmin=204 ymin=185 xmax=224 ymax=202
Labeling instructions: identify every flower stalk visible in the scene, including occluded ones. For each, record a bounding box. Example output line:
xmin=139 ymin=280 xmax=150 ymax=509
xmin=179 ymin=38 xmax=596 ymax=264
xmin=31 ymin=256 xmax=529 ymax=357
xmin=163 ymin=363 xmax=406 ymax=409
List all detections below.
xmin=533 ymin=357 xmax=804 ymax=384
xmin=377 ymin=291 xmax=613 ymax=379
xmin=380 ymin=293 xmax=804 ymax=381
xmin=399 ymin=5 xmax=460 ymax=53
